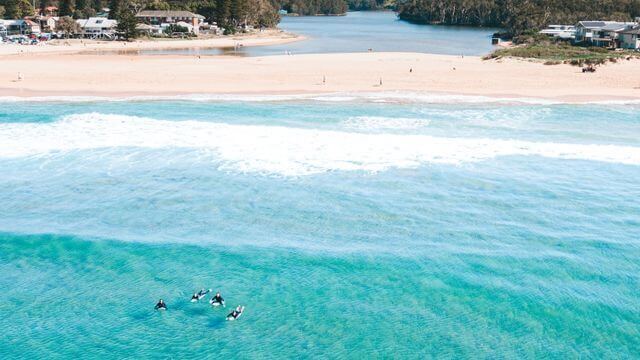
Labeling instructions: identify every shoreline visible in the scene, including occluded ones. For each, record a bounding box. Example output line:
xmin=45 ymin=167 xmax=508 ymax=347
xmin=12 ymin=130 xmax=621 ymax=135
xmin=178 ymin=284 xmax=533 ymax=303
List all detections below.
xmin=1 ymin=51 xmax=639 ymax=103
xmin=1 ymin=89 xmax=639 ymax=105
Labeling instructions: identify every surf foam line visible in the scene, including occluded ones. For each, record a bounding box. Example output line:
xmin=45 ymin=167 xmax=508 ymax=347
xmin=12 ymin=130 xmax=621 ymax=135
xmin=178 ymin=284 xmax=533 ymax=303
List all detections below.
xmin=1 ymin=113 xmax=638 ymax=176
xmin=1 ymin=92 xmax=637 ymax=105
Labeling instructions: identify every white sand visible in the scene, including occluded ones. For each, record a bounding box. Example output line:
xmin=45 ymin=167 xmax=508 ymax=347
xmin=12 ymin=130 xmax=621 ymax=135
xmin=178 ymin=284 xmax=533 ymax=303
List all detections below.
xmin=1 ymin=42 xmax=639 ymax=102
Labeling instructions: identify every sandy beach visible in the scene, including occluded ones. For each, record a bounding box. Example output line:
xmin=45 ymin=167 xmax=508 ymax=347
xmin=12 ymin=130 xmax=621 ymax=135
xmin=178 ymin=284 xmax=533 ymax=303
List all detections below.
xmin=1 ymin=42 xmax=640 ymax=102
xmin=0 ymin=29 xmax=301 ymax=56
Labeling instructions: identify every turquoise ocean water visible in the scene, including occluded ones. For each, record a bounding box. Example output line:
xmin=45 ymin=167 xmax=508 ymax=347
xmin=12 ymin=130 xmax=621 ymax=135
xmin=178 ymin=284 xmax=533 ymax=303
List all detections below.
xmin=1 ymin=93 xmax=639 ymax=358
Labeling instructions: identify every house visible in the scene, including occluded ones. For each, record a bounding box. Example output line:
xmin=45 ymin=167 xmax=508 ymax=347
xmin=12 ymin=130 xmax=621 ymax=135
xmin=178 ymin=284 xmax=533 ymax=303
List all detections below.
xmin=619 ymin=27 xmax=640 ymax=50
xmin=135 ymin=23 xmax=163 ymax=36
xmin=24 ymin=20 xmax=41 ymax=34
xmin=76 ymin=17 xmax=118 ymax=39
xmin=136 ymin=10 xmax=205 ymax=34
xmin=539 ymin=25 xmax=576 ymax=40
xmin=1 ymin=20 xmax=32 ymax=35
xmin=575 ymin=21 xmax=636 ymax=47
xmin=37 ymin=16 xmax=59 ymax=32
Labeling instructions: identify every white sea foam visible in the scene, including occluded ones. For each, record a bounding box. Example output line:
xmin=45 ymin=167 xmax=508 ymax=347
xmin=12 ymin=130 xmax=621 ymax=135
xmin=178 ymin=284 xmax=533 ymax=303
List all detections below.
xmin=1 ymin=113 xmax=638 ymax=176
xmin=343 ymin=116 xmax=430 ymax=130
xmin=2 ymin=91 xmax=637 ymax=105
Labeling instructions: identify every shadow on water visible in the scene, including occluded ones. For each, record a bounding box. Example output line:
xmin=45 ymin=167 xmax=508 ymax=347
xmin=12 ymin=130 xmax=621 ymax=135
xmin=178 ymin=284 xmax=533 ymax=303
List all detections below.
xmin=207 ymin=317 xmax=226 ymax=329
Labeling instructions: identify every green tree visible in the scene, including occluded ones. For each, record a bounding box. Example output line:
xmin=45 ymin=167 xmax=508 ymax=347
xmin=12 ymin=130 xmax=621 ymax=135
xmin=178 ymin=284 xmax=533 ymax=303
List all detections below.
xmin=92 ymin=0 xmax=103 ymax=12
xmin=57 ymin=15 xmax=81 ymax=37
xmin=4 ymin=0 xmax=20 ymax=19
xmin=145 ymin=0 xmax=171 ymax=10
xmin=0 ymin=5 xmax=5 ymax=19
xmin=116 ymin=3 xmax=138 ymax=40
xmin=59 ymin=0 xmax=76 ymax=17
xmin=108 ymin=0 xmax=121 ymax=19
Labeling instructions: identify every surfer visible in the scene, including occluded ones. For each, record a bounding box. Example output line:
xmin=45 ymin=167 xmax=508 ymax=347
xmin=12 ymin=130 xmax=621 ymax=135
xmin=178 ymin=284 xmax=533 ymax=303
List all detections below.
xmin=210 ymin=291 xmax=225 ymax=307
xmin=191 ymin=288 xmax=210 ymax=302
xmin=154 ymin=299 xmax=167 ymax=310
xmin=227 ymin=305 xmax=244 ymax=320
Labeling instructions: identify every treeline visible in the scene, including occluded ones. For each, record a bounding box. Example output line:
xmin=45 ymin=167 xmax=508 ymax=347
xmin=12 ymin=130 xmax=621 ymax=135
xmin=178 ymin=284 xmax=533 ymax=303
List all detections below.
xmin=0 ymin=0 xmax=396 ymax=22
xmin=276 ymin=0 xmax=347 ymax=15
xmin=275 ymin=0 xmax=391 ymax=15
xmin=0 ymin=0 xmax=280 ymax=30
xmin=396 ymin=0 xmax=640 ymax=35
xmin=347 ymin=0 xmax=389 ymax=11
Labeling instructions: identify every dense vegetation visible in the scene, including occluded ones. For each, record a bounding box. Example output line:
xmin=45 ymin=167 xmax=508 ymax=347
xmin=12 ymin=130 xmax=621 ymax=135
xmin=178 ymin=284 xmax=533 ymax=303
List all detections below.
xmin=0 ymin=0 xmax=36 ymax=19
xmin=276 ymin=0 xmax=347 ymax=16
xmin=0 ymin=0 xmax=389 ymax=22
xmin=0 ymin=0 xmax=280 ymax=30
xmin=275 ymin=0 xmax=392 ymax=15
xmin=396 ymin=0 xmax=640 ymax=35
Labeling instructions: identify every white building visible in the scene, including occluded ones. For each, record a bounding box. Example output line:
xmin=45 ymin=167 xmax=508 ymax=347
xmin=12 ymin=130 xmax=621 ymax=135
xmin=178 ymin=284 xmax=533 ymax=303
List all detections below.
xmin=76 ymin=17 xmax=117 ymax=39
xmin=539 ymin=25 xmax=576 ymax=40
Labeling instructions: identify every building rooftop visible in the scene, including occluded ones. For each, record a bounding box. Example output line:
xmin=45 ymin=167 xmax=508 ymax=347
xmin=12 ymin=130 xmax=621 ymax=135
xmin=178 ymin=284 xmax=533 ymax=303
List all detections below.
xmin=578 ymin=21 xmax=637 ymax=30
xmin=619 ymin=27 xmax=640 ymax=35
xmin=76 ymin=17 xmax=117 ymax=28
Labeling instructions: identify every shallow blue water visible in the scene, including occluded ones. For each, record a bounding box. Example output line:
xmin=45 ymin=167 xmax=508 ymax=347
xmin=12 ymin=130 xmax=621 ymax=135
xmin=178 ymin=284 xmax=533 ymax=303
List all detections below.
xmin=1 ymin=95 xmax=639 ymax=358
xmin=137 ymin=11 xmax=499 ymax=56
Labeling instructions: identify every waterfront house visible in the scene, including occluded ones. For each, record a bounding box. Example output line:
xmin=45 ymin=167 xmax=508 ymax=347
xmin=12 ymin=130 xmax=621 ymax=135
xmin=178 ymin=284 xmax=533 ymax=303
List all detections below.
xmin=76 ymin=17 xmax=118 ymax=39
xmin=135 ymin=10 xmax=205 ymax=35
xmin=575 ymin=21 xmax=636 ymax=47
xmin=619 ymin=27 xmax=640 ymax=50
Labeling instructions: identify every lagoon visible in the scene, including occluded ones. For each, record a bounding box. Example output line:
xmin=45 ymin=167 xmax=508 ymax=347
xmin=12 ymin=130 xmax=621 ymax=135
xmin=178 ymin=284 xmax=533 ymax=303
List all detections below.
xmin=137 ymin=11 xmax=498 ymax=57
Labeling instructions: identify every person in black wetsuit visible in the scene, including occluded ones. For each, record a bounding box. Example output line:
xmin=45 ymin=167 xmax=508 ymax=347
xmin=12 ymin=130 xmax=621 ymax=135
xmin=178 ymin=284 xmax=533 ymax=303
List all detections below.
xmin=154 ymin=299 xmax=167 ymax=310
xmin=212 ymin=292 xmax=224 ymax=305
xmin=228 ymin=305 xmax=243 ymax=319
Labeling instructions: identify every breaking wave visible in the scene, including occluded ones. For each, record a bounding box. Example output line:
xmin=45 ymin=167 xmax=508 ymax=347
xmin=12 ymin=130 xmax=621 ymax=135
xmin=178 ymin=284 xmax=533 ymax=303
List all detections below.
xmin=1 ymin=113 xmax=638 ymax=176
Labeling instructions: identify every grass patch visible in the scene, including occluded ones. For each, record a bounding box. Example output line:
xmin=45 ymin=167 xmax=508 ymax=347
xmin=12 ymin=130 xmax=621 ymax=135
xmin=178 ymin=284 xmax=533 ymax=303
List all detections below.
xmin=485 ymin=41 xmax=639 ymax=66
